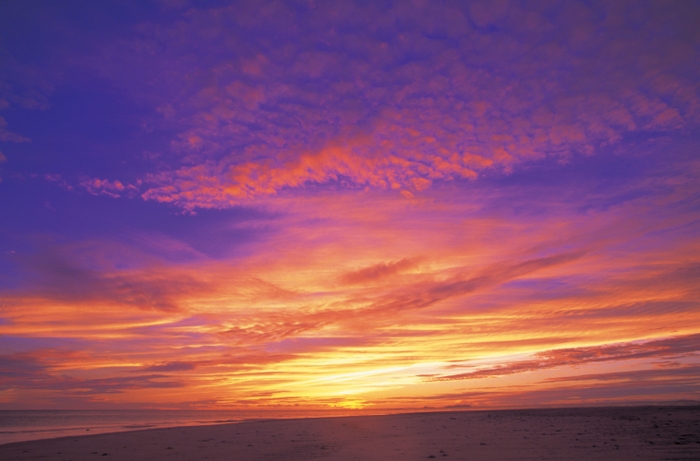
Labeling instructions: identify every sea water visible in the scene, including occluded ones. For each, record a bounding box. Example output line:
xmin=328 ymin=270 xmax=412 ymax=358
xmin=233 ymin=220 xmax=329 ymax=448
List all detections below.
xmin=0 ymin=410 xmax=246 ymax=445
xmin=0 ymin=407 xmax=353 ymax=445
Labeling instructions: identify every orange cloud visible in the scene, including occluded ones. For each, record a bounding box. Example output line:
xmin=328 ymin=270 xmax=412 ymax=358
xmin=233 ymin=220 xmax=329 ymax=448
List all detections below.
xmin=340 ymin=258 xmax=423 ymax=285
xmin=111 ymin=1 xmax=700 ymax=210
xmin=428 ymin=334 xmax=700 ymax=382
xmin=80 ymin=178 xmax=139 ymax=198
xmin=3 ymin=165 xmax=700 ymax=409
xmin=1 ymin=0 xmax=699 ymax=411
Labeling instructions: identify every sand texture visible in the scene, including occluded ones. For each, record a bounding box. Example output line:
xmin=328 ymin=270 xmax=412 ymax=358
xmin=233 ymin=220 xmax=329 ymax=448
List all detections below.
xmin=1 ymin=406 xmax=699 ymax=461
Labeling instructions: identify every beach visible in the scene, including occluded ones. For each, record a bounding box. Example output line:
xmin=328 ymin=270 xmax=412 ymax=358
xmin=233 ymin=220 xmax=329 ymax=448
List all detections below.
xmin=1 ymin=406 xmax=698 ymax=460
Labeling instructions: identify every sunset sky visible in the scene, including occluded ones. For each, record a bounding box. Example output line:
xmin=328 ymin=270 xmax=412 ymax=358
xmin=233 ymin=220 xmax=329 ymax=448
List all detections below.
xmin=1 ymin=0 xmax=699 ymax=412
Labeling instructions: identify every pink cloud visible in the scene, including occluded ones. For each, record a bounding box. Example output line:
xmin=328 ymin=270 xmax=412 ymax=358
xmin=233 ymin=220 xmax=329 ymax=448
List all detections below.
xmin=80 ymin=178 xmax=139 ymax=198
xmin=72 ymin=1 xmax=699 ymax=210
xmin=428 ymin=334 xmax=700 ymax=382
xmin=340 ymin=257 xmax=423 ymax=285
xmin=2 ymin=1 xmax=699 ymax=410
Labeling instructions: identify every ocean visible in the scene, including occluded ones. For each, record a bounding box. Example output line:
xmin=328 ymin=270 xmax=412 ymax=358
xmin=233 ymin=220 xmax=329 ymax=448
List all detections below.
xmin=0 ymin=410 xmax=249 ymax=445
xmin=0 ymin=408 xmax=350 ymax=445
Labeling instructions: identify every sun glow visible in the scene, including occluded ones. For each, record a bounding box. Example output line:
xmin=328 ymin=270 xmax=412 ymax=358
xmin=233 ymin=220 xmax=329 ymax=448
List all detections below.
xmin=1 ymin=0 xmax=699 ymax=412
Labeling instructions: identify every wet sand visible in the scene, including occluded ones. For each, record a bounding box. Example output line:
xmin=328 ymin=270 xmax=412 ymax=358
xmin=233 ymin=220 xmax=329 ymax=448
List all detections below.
xmin=1 ymin=406 xmax=698 ymax=460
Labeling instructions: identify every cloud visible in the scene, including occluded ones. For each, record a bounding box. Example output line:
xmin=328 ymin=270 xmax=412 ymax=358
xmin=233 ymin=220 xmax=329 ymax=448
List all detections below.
xmin=340 ymin=257 xmax=422 ymax=285
xmin=264 ymin=336 xmax=377 ymax=354
xmin=383 ymin=364 xmax=700 ymax=408
xmin=352 ymin=250 xmax=587 ymax=317
xmin=0 ymin=42 xmax=52 ymax=144
xmin=42 ymin=173 xmax=73 ymax=190
xmin=80 ymin=178 xmax=139 ymax=198
xmin=2 ymin=140 xmax=699 ymax=408
xmin=428 ymin=333 xmax=700 ymax=382
xmin=0 ymin=349 xmax=186 ymax=396
xmin=63 ymin=375 xmax=185 ymax=395
xmin=1 ymin=1 xmax=698 ymax=210
xmin=7 ymin=244 xmax=212 ymax=311
xmin=139 ymin=361 xmax=197 ymax=372
xmin=0 ymin=46 xmax=51 ymax=112
xmin=546 ymin=364 xmax=700 ymax=384
xmin=97 ymin=0 xmax=697 ymax=210
xmin=0 ymin=352 xmax=48 ymax=382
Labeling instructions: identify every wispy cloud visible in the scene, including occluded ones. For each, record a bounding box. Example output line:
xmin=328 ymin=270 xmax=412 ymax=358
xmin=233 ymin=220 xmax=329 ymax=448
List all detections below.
xmin=340 ymin=258 xmax=423 ymax=285
xmin=429 ymin=334 xmax=700 ymax=382
xmin=1 ymin=0 xmax=699 ymax=411
xmin=80 ymin=178 xmax=139 ymax=198
xmin=3 ymin=167 xmax=699 ymax=408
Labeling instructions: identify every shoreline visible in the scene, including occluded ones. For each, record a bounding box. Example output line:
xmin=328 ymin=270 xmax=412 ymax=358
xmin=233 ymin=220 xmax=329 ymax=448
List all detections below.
xmin=1 ymin=404 xmax=698 ymax=444
xmin=1 ymin=405 xmax=699 ymax=460
xmin=0 ymin=401 xmax=688 ymax=446
xmin=2 ymin=402 xmax=698 ymax=446
xmin=0 ymin=420 xmax=240 ymax=446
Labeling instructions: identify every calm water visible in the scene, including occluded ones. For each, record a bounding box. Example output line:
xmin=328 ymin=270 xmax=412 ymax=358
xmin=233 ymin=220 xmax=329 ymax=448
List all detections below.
xmin=0 ymin=410 xmax=251 ymax=445
xmin=0 ymin=408 xmax=351 ymax=445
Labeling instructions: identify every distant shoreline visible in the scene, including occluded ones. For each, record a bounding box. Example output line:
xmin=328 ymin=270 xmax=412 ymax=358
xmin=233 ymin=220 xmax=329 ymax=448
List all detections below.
xmin=1 ymin=403 xmax=699 ymax=445
xmin=1 ymin=405 xmax=699 ymax=460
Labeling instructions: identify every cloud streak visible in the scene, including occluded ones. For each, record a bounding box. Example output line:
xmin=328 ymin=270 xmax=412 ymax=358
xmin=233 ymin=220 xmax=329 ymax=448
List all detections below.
xmin=0 ymin=0 xmax=699 ymax=411
xmin=429 ymin=334 xmax=700 ymax=382
xmin=3 ymin=167 xmax=699 ymax=409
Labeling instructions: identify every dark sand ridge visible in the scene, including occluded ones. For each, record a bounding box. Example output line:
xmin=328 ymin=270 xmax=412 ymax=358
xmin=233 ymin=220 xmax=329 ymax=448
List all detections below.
xmin=1 ymin=406 xmax=699 ymax=460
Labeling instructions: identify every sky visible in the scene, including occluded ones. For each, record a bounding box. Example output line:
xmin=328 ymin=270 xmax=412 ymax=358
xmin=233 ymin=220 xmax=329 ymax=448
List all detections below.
xmin=0 ymin=0 xmax=699 ymax=412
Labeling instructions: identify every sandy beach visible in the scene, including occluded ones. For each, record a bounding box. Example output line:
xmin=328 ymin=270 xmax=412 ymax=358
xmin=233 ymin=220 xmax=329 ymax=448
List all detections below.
xmin=1 ymin=406 xmax=698 ymax=461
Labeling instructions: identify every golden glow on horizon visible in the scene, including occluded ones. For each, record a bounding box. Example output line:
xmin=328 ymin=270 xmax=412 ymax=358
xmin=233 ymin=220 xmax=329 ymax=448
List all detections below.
xmin=1 ymin=0 xmax=700 ymax=413
xmin=2 ymin=186 xmax=698 ymax=410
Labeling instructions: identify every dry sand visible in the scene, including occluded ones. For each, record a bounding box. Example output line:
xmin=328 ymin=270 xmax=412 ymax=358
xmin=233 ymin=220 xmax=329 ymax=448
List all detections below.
xmin=1 ymin=406 xmax=698 ymax=460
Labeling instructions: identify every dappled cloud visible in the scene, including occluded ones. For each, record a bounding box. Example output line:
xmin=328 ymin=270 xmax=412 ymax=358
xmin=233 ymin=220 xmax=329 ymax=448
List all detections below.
xmin=80 ymin=0 xmax=700 ymax=210
xmin=1 ymin=0 xmax=699 ymax=411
